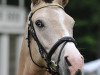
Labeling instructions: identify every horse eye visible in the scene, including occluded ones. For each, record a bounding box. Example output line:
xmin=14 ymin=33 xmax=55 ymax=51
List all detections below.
xmin=35 ymin=20 xmax=44 ymax=28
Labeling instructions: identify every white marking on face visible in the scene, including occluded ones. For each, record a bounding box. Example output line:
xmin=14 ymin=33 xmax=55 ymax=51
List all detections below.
xmin=56 ymin=10 xmax=70 ymax=36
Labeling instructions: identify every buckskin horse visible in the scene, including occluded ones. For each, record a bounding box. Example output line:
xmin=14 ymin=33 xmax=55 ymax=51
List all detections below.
xmin=17 ymin=0 xmax=84 ymax=75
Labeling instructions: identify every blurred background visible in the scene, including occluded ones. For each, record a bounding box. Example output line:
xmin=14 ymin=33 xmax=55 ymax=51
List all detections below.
xmin=0 ymin=0 xmax=100 ymax=75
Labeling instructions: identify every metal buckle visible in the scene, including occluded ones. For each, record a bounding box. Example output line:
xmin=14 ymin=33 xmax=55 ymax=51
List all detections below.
xmin=50 ymin=60 xmax=58 ymax=72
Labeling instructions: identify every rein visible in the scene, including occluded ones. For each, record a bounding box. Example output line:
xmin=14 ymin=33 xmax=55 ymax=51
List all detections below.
xmin=27 ymin=4 xmax=76 ymax=75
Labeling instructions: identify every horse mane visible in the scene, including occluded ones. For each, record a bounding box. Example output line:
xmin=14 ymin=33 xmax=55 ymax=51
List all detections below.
xmin=31 ymin=0 xmax=54 ymax=5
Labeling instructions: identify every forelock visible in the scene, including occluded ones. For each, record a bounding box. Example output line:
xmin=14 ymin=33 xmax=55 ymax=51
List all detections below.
xmin=43 ymin=0 xmax=54 ymax=3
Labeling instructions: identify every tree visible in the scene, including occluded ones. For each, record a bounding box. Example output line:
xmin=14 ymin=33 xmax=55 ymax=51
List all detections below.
xmin=65 ymin=0 xmax=100 ymax=62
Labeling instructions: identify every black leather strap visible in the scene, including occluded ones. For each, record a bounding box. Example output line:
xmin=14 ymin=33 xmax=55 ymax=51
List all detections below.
xmin=47 ymin=37 xmax=76 ymax=61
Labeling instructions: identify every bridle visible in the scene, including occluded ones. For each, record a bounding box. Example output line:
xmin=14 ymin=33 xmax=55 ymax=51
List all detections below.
xmin=26 ymin=3 xmax=76 ymax=75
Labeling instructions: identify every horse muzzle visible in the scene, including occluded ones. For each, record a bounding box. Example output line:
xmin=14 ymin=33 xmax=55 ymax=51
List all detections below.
xmin=64 ymin=42 xmax=84 ymax=75
xmin=47 ymin=37 xmax=84 ymax=75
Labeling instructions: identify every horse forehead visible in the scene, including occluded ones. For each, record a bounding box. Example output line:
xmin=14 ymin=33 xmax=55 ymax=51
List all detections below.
xmin=32 ymin=8 xmax=65 ymax=19
xmin=32 ymin=8 xmax=75 ymax=25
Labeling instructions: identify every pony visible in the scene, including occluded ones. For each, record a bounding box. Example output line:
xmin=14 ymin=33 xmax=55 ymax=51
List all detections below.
xmin=17 ymin=0 xmax=84 ymax=75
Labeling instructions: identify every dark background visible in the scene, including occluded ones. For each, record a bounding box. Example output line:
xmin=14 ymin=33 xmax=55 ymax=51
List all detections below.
xmin=65 ymin=0 xmax=100 ymax=62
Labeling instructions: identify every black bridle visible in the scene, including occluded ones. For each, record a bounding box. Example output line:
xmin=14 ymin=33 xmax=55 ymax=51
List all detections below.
xmin=26 ymin=5 xmax=76 ymax=75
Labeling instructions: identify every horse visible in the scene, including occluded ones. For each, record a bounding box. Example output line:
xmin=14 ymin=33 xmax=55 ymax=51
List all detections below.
xmin=17 ymin=0 xmax=84 ymax=75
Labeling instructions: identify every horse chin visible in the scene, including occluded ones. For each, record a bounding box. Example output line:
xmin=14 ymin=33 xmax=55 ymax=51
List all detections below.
xmin=59 ymin=67 xmax=69 ymax=75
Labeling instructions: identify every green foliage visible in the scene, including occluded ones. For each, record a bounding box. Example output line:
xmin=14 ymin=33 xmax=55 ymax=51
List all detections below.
xmin=65 ymin=0 xmax=100 ymax=62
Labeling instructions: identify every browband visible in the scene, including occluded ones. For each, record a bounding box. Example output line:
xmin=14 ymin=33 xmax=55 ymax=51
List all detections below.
xmin=31 ymin=3 xmax=64 ymax=14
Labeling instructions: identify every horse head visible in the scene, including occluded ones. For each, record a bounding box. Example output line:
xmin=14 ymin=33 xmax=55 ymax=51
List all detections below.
xmin=18 ymin=0 xmax=84 ymax=75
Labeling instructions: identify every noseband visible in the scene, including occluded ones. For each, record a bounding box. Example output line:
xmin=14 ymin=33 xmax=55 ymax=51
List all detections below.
xmin=27 ymin=4 xmax=76 ymax=75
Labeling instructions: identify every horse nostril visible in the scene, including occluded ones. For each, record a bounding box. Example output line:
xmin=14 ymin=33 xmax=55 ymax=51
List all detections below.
xmin=67 ymin=69 xmax=71 ymax=75
xmin=65 ymin=56 xmax=72 ymax=66
xmin=75 ymin=69 xmax=82 ymax=75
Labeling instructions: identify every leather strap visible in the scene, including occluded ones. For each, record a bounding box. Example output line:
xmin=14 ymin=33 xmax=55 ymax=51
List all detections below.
xmin=31 ymin=3 xmax=64 ymax=14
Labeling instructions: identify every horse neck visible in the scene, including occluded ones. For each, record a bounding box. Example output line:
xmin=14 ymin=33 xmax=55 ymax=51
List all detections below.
xmin=18 ymin=36 xmax=50 ymax=75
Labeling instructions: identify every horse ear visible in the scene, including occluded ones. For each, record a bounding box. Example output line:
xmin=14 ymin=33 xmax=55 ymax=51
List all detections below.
xmin=53 ymin=0 xmax=69 ymax=7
